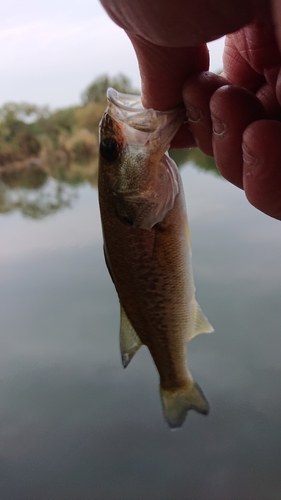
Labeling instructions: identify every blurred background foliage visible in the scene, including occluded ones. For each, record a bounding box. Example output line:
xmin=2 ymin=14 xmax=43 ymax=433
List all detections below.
xmin=0 ymin=73 xmax=218 ymax=219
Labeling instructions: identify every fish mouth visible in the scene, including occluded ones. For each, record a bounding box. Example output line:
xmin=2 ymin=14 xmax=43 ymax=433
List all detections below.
xmin=106 ymin=88 xmax=185 ymax=135
xmin=107 ymin=88 xmax=183 ymax=115
xmin=107 ymin=88 xmax=143 ymax=113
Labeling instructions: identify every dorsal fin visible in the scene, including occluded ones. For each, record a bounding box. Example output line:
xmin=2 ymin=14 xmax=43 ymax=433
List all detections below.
xmin=190 ymin=301 xmax=214 ymax=340
xmin=120 ymin=305 xmax=143 ymax=368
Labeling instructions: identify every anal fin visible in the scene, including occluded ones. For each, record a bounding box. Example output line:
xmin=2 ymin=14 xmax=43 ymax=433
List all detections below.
xmin=120 ymin=305 xmax=143 ymax=368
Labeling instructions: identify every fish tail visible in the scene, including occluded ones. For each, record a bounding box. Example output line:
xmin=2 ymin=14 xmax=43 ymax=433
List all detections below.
xmin=160 ymin=380 xmax=210 ymax=429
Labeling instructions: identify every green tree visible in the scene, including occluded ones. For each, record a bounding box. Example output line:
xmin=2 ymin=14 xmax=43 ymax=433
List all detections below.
xmin=0 ymin=103 xmax=48 ymax=141
xmin=81 ymin=73 xmax=138 ymax=105
xmin=17 ymin=131 xmax=41 ymax=157
xmin=35 ymin=107 xmax=76 ymax=147
xmin=0 ymin=102 xmax=48 ymax=163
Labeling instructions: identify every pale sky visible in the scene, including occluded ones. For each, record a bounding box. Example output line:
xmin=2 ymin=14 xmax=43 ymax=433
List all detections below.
xmin=0 ymin=0 xmax=224 ymax=110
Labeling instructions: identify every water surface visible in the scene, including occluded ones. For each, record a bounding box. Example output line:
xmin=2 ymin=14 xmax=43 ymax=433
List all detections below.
xmin=1 ymin=161 xmax=281 ymax=500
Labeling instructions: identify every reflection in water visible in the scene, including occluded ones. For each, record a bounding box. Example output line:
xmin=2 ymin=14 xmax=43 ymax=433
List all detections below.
xmin=170 ymin=147 xmax=218 ymax=175
xmin=1 ymin=156 xmax=281 ymax=499
xmin=0 ymin=148 xmax=216 ymax=219
xmin=0 ymin=178 xmax=77 ymax=219
xmin=0 ymin=157 xmax=98 ymax=218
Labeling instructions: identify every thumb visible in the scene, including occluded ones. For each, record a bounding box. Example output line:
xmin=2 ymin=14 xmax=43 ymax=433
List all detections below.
xmin=271 ymin=0 xmax=281 ymax=54
xmin=127 ymin=33 xmax=209 ymax=110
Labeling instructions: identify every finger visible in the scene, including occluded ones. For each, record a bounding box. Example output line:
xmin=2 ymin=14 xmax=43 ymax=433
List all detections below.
xmin=170 ymin=121 xmax=196 ymax=149
xmin=101 ymin=0 xmax=265 ymax=47
xmin=223 ymin=35 xmax=265 ymax=91
xmin=127 ymin=34 xmax=209 ymax=110
xmin=275 ymin=67 xmax=281 ymax=106
xmin=271 ymin=0 xmax=281 ymax=53
xmin=182 ymin=71 xmax=229 ymax=156
xmin=210 ymin=85 xmax=266 ymax=188
xmin=256 ymin=82 xmax=281 ymax=119
xmin=242 ymin=120 xmax=281 ymax=220
xmin=224 ymin=20 xmax=281 ymax=79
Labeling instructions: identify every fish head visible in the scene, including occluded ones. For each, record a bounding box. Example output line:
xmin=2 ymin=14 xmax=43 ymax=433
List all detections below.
xmin=99 ymin=88 xmax=185 ymax=229
xmin=99 ymin=110 xmax=151 ymax=196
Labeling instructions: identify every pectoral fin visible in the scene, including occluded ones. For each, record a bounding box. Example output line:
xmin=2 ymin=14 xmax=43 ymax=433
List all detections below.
xmin=131 ymin=154 xmax=179 ymax=230
xmin=190 ymin=301 xmax=214 ymax=340
xmin=120 ymin=305 xmax=143 ymax=368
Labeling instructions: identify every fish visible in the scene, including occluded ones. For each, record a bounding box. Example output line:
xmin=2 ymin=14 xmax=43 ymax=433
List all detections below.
xmin=98 ymin=88 xmax=214 ymax=428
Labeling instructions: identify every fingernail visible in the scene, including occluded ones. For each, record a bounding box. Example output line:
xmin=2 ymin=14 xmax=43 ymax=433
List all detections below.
xmin=185 ymin=104 xmax=201 ymax=123
xmin=211 ymin=114 xmax=226 ymax=136
xmin=242 ymin=143 xmax=259 ymax=174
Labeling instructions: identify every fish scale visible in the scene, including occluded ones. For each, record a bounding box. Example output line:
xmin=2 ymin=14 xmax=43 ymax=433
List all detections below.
xmin=98 ymin=88 xmax=214 ymax=428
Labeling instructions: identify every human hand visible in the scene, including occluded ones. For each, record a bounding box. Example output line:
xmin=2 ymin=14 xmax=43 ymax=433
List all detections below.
xmin=100 ymin=0 xmax=267 ymax=110
xmin=183 ymin=18 xmax=281 ymax=219
xmin=101 ymin=0 xmax=281 ymax=219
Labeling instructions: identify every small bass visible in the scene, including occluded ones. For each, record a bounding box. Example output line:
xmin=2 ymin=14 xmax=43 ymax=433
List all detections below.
xmin=98 ymin=88 xmax=213 ymax=428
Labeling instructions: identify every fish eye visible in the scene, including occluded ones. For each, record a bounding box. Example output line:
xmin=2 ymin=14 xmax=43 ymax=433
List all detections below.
xmin=99 ymin=137 xmax=120 ymax=162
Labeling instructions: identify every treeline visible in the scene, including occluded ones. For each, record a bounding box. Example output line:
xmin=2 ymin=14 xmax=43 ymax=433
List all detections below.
xmin=0 ymin=147 xmax=217 ymax=220
xmin=0 ymin=72 xmax=219 ymax=175
xmin=0 ymin=68 xmax=218 ymax=220
xmin=0 ymin=74 xmax=136 ymax=167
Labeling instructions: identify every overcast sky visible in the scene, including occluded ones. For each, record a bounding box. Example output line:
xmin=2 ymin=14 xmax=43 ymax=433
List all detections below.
xmin=0 ymin=0 xmax=224 ymax=110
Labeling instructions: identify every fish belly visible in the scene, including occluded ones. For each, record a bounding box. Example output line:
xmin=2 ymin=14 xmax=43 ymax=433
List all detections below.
xmin=101 ymin=184 xmax=194 ymax=388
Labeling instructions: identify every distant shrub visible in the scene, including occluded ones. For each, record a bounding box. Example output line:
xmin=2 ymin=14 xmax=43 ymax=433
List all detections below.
xmin=35 ymin=107 xmax=76 ymax=147
xmin=0 ymin=141 xmax=21 ymax=165
xmin=74 ymin=102 xmax=105 ymax=133
xmin=0 ymin=149 xmax=15 ymax=165
xmin=81 ymin=73 xmax=138 ymax=105
xmin=63 ymin=129 xmax=98 ymax=162
xmin=38 ymin=135 xmax=54 ymax=163
xmin=17 ymin=131 xmax=41 ymax=156
xmin=71 ymin=140 xmax=93 ymax=161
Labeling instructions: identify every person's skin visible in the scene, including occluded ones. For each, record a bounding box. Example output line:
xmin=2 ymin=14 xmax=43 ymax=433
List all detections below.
xmin=101 ymin=0 xmax=281 ymax=220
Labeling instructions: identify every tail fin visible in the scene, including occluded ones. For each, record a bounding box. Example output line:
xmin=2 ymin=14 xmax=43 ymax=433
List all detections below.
xmin=160 ymin=382 xmax=210 ymax=429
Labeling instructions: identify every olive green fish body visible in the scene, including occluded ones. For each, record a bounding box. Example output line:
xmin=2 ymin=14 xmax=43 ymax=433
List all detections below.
xmin=99 ymin=171 xmax=192 ymax=388
xmin=98 ymin=89 xmax=213 ymax=428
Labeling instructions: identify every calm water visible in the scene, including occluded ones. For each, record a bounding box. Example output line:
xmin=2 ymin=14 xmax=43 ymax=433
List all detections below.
xmin=1 ymin=160 xmax=281 ymax=500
